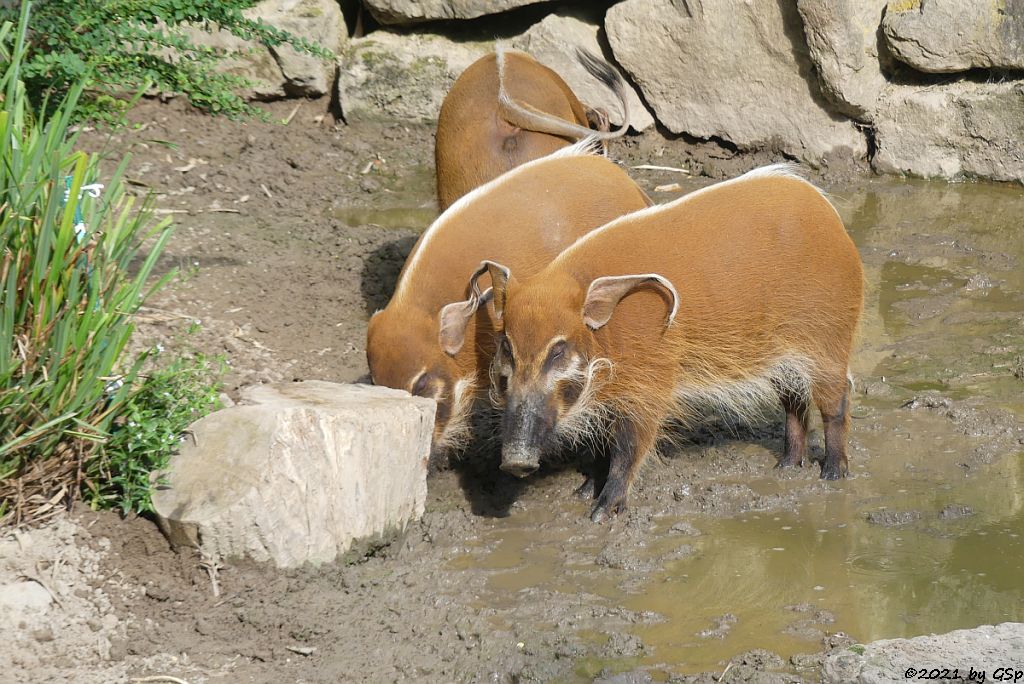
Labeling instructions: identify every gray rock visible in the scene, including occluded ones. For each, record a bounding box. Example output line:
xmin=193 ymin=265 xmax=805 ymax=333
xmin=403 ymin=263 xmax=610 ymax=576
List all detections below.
xmin=822 ymin=623 xmax=1024 ymax=683
xmin=363 ymin=0 xmax=549 ymax=25
xmin=152 ymin=381 xmax=435 ymax=569
xmin=873 ymin=82 xmax=1024 ymax=182
xmin=182 ymin=0 xmax=346 ymax=99
xmin=0 ymin=581 xmax=53 ymax=613
xmin=510 ymin=12 xmax=655 ymax=131
xmin=259 ymin=0 xmax=347 ymax=96
xmin=796 ymin=0 xmax=891 ymax=121
xmin=605 ymin=0 xmax=866 ymax=165
xmin=882 ymin=0 xmax=1024 ymax=73
xmin=336 ymin=31 xmax=492 ymax=122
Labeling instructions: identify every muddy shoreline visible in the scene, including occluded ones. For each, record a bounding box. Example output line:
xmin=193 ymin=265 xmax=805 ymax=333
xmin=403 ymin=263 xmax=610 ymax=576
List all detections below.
xmin=3 ymin=97 xmax=1023 ymax=682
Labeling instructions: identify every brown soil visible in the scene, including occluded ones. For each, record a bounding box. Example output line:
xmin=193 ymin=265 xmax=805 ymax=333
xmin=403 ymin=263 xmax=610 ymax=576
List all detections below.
xmin=4 ymin=97 xmax=1021 ymax=683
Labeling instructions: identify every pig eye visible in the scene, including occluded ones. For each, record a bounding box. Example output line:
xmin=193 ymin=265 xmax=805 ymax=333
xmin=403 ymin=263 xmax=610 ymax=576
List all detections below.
xmin=500 ymin=336 xmax=514 ymax=363
xmin=544 ymin=340 xmax=568 ymax=371
xmin=410 ymin=372 xmax=433 ymax=397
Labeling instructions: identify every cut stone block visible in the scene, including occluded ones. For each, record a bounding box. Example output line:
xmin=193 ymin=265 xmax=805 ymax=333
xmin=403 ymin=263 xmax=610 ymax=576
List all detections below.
xmin=823 ymin=622 xmax=1024 ymax=683
xmin=873 ymin=81 xmax=1024 ymax=182
xmin=511 ymin=12 xmax=655 ymax=131
xmin=152 ymin=381 xmax=435 ymax=568
xmin=336 ymin=31 xmax=493 ymax=123
xmin=882 ymin=0 xmax=1024 ymax=73
xmin=605 ymin=0 xmax=866 ymax=165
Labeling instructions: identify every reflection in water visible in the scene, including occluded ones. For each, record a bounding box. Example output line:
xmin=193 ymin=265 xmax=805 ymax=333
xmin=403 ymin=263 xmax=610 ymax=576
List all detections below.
xmin=449 ymin=177 xmax=1024 ymax=675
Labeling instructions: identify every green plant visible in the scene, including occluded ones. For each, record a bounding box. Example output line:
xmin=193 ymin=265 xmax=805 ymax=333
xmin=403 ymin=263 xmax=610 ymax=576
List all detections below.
xmin=86 ymin=352 xmax=224 ymax=514
xmin=0 ymin=3 xmax=174 ymax=524
xmin=1 ymin=0 xmax=330 ymax=122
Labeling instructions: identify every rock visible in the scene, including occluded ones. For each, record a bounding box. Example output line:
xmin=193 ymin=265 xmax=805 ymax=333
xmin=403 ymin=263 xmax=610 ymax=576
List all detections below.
xmin=363 ymin=0 xmax=547 ymax=25
xmin=605 ymin=0 xmax=866 ymax=165
xmin=0 ymin=581 xmax=53 ymax=612
xmin=938 ymin=503 xmax=974 ymax=520
xmin=336 ymin=31 xmax=492 ymax=123
xmin=822 ymin=623 xmax=1024 ymax=683
xmin=873 ymin=82 xmax=1024 ymax=182
xmin=510 ymin=12 xmax=655 ymax=131
xmin=152 ymin=381 xmax=435 ymax=568
xmin=258 ymin=0 xmax=347 ymax=96
xmin=865 ymin=509 xmax=921 ymax=526
xmin=182 ymin=0 xmax=346 ymax=99
xmin=882 ymin=0 xmax=1024 ymax=73
xmin=796 ymin=0 xmax=891 ymax=121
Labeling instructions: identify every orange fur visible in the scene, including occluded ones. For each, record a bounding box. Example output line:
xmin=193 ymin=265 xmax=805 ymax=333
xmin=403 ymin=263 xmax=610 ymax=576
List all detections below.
xmin=367 ymin=150 xmax=651 ymax=452
xmin=434 ymin=48 xmax=627 ymax=210
xmin=488 ymin=166 xmax=865 ymax=520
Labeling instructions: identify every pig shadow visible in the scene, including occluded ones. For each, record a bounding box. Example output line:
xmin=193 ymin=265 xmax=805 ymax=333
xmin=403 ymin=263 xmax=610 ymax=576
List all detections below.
xmin=444 ymin=414 xmax=603 ymax=518
xmin=359 ymin=235 xmax=417 ymax=315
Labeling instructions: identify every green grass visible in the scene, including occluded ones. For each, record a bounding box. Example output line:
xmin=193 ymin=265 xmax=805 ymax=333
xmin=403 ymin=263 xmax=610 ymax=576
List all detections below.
xmin=86 ymin=351 xmax=225 ymax=514
xmin=0 ymin=1 xmax=221 ymax=522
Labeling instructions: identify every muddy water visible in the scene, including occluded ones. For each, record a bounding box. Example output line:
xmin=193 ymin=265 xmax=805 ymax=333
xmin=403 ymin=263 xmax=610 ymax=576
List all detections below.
xmin=446 ymin=177 xmax=1024 ymax=678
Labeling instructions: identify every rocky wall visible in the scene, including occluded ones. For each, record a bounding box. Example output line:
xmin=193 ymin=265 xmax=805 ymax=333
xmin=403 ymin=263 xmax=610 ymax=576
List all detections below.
xmin=202 ymin=0 xmax=1024 ymax=182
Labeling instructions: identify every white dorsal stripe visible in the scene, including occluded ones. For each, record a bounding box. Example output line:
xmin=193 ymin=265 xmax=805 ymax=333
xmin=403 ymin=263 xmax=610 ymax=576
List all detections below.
xmin=395 ymin=138 xmax=604 ymax=300
xmin=552 ymin=162 xmax=834 ymax=267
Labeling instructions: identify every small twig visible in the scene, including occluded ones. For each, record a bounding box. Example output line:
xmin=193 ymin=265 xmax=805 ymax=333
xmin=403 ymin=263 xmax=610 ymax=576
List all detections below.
xmin=130 ymin=677 xmax=192 ymax=684
xmin=717 ymin=662 xmax=733 ymax=682
xmin=153 ymin=209 xmax=191 ymax=215
xmin=286 ymin=645 xmax=316 ymax=656
xmin=260 ymin=184 xmax=273 ymax=199
xmin=654 ymin=182 xmax=683 ymax=192
xmin=208 ymin=208 xmax=241 ymax=214
xmin=173 ymin=159 xmax=198 ymax=173
xmin=282 ymin=103 xmax=302 ymax=126
xmin=632 ymin=164 xmax=691 ymax=174
xmin=199 ymin=551 xmax=222 ymax=598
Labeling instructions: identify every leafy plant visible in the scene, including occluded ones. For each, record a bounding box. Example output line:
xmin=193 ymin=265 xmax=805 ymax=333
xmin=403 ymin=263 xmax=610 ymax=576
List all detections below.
xmin=0 ymin=3 xmax=175 ymax=524
xmin=1 ymin=0 xmax=330 ymax=122
xmin=86 ymin=352 xmax=225 ymax=514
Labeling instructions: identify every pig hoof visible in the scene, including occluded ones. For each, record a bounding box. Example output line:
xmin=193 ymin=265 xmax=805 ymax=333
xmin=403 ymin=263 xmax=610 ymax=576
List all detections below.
xmin=590 ymin=495 xmax=624 ymax=523
xmin=819 ymin=465 xmax=846 ymax=480
xmin=574 ymin=477 xmax=597 ymax=500
xmin=774 ymin=458 xmax=803 ymax=470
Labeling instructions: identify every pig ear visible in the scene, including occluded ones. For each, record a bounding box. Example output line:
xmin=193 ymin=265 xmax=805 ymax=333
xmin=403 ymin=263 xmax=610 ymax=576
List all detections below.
xmin=582 ymin=273 xmax=679 ymax=330
xmin=438 ymin=287 xmax=494 ymax=356
xmin=478 ymin=260 xmax=512 ymax=319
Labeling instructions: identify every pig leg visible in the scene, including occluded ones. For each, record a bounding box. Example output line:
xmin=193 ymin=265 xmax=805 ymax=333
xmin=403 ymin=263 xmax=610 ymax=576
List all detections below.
xmin=814 ymin=376 xmax=851 ymax=480
xmin=575 ymin=446 xmax=610 ymax=500
xmin=776 ymin=391 xmax=809 ymax=468
xmin=591 ymin=413 xmax=659 ymax=523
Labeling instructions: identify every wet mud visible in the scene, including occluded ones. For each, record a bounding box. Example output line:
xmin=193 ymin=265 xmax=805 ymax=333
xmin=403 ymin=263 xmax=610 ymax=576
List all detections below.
xmin=8 ymin=98 xmax=1021 ymax=682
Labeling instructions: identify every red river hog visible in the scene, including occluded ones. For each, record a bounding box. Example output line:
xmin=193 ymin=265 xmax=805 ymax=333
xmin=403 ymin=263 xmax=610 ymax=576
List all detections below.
xmin=450 ymin=165 xmax=865 ymax=521
xmin=366 ymin=141 xmax=651 ymax=456
xmin=435 ymin=46 xmax=630 ymax=210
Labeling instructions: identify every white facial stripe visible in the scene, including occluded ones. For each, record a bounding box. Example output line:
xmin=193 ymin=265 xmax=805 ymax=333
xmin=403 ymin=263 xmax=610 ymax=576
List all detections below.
xmin=408 ymin=368 xmax=429 ymax=395
xmin=546 ymin=355 xmax=584 ymax=392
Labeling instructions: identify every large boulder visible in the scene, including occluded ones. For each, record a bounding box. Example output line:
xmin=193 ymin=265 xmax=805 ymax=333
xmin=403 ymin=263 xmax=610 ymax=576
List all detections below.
xmin=605 ymin=0 xmax=866 ymax=165
xmin=152 ymin=382 xmax=435 ymax=569
xmin=873 ymin=81 xmax=1024 ymax=182
xmin=822 ymin=623 xmax=1024 ymax=683
xmin=182 ymin=0 xmax=346 ymax=99
xmin=796 ymin=0 xmax=891 ymax=121
xmin=882 ymin=0 xmax=1024 ymax=73
xmin=363 ymin=0 xmax=549 ymax=25
xmin=336 ymin=31 xmax=492 ymax=122
xmin=510 ymin=12 xmax=655 ymax=131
